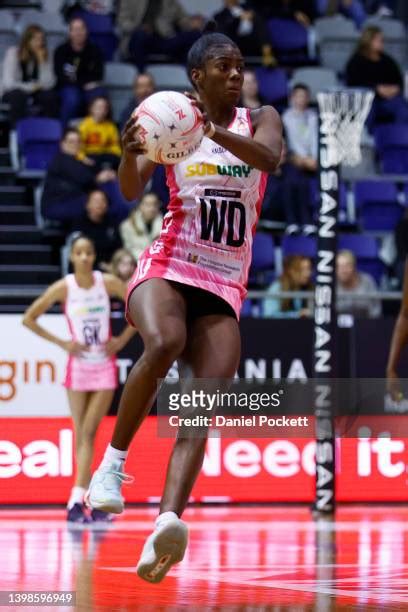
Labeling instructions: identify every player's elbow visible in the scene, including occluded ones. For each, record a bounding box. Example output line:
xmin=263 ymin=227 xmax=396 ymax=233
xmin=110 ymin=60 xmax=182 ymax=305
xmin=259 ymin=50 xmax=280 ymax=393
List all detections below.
xmin=259 ymin=151 xmax=280 ymax=173
xmin=22 ymin=313 xmax=33 ymax=329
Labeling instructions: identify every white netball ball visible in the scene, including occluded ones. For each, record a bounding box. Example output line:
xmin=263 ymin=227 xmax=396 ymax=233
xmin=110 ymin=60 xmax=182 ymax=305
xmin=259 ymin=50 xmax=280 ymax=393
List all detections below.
xmin=132 ymin=91 xmax=204 ymax=164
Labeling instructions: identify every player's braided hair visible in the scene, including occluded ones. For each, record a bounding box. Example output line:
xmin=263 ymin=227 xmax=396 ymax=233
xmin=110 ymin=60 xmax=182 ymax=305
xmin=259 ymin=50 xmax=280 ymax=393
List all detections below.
xmin=187 ymin=21 xmax=239 ymax=88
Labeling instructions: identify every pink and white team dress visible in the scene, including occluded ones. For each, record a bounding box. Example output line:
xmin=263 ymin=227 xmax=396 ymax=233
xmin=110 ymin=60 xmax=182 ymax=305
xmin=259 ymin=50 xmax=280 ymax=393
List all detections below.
xmin=64 ymin=271 xmax=117 ymax=391
xmin=126 ymin=107 xmax=268 ymax=322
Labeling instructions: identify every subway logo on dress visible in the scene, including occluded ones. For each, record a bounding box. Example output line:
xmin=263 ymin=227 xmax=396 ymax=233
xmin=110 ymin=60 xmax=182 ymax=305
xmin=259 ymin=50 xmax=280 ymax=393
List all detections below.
xmin=185 ymin=163 xmax=252 ymax=178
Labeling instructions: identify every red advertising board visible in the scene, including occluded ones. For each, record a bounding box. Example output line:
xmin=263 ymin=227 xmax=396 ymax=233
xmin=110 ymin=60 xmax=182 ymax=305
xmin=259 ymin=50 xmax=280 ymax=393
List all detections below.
xmin=0 ymin=417 xmax=408 ymax=503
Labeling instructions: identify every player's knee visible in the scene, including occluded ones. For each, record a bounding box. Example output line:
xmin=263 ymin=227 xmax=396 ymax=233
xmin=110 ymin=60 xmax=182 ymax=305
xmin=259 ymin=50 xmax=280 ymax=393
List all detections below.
xmin=145 ymin=331 xmax=186 ymax=366
xmin=81 ymin=426 xmax=98 ymax=445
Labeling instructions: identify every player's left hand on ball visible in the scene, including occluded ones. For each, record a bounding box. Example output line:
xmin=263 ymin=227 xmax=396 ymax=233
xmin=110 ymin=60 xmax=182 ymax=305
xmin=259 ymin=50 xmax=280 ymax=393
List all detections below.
xmin=184 ymin=91 xmax=211 ymax=134
xmin=121 ymin=115 xmax=147 ymax=155
xmin=105 ymin=336 xmax=122 ymax=356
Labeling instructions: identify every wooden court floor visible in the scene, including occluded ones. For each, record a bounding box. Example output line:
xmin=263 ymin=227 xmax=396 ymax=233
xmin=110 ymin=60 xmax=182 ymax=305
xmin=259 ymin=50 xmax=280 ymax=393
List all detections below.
xmin=0 ymin=506 xmax=407 ymax=611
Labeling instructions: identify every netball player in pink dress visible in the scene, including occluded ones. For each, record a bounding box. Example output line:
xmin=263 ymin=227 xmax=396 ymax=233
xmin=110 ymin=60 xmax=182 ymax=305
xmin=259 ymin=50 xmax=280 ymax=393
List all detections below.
xmin=23 ymin=234 xmax=135 ymax=523
xmin=87 ymin=31 xmax=283 ymax=580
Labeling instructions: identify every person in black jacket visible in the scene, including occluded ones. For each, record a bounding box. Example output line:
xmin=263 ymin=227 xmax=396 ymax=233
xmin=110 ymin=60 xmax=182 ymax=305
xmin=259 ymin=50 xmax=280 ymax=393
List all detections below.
xmin=346 ymin=26 xmax=408 ymax=127
xmin=42 ymin=127 xmax=130 ymax=224
xmin=118 ymin=72 xmax=155 ymax=131
xmin=54 ymin=17 xmax=105 ymax=125
xmin=213 ymin=0 xmax=276 ymax=65
xmin=71 ymin=189 xmax=122 ymax=268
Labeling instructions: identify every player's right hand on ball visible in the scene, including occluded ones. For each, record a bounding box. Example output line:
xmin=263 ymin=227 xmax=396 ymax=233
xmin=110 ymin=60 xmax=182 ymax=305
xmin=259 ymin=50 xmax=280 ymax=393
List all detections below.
xmin=121 ymin=115 xmax=147 ymax=155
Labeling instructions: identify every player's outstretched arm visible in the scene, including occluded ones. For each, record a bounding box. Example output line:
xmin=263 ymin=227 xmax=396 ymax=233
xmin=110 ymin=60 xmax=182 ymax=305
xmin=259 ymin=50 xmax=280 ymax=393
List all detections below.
xmin=386 ymin=259 xmax=408 ymax=397
xmin=207 ymin=105 xmax=282 ymax=173
xmin=119 ymin=115 xmax=157 ymax=201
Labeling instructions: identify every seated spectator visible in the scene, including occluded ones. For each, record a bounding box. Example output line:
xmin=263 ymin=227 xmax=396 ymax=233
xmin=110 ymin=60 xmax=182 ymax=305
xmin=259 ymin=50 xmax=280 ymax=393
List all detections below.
xmin=41 ymin=127 xmax=130 ymax=224
xmin=62 ymin=0 xmax=115 ymax=20
xmin=336 ymin=249 xmax=381 ymax=318
xmin=264 ymin=0 xmax=316 ymax=26
xmin=346 ymin=26 xmax=408 ymax=127
xmin=261 ymin=140 xmax=310 ymax=228
xmin=2 ymin=25 xmax=58 ymax=126
xmin=240 ymin=69 xmax=264 ymax=109
xmin=78 ymin=96 xmax=121 ymax=170
xmin=282 ymin=84 xmax=318 ymax=234
xmin=318 ymin=0 xmax=366 ymax=28
xmin=366 ymin=0 xmax=395 ymax=17
xmin=214 ymin=0 xmax=276 ymax=66
xmin=120 ymin=193 xmax=163 ymax=262
xmin=264 ymin=255 xmax=313 ymax=318
xmin=54 ymin=17 xmax=105 ymax=125
xmin=107 ymin=248 xmax=136 ymax=283
xmin=119 ymin=72 xmax=155 ymax=131
xmin=71 ymin=189 xmax=122 ymax=268
xmin=118 ymin=0 xmax=203 ymax=71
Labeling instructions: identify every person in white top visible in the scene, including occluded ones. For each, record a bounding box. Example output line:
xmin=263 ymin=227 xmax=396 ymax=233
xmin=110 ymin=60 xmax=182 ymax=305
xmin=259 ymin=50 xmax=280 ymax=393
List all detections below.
xmin=282 ymin=83 xmax=318 ymax=235
xmin=22 ymin=234 xmax=135 ymax=523
xmin=2 ymin=25 xmax=58 ymax=125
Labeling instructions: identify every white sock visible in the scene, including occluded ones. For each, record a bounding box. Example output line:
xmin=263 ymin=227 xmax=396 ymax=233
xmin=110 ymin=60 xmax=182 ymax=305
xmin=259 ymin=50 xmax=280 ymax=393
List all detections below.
xmin=67 ymin=486 xmax=86 ymax=509
xmin=155 ymin=511 xmax=179 ymax=529
xmin=100 ymin=444 xmax=128 ymax=468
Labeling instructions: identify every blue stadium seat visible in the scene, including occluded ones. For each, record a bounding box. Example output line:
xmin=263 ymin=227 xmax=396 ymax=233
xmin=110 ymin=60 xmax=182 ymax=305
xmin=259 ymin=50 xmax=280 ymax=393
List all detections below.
xmin=266 ymin=18 xmax=309 ymax=64
xmin=338 ymin=234 xmax=384 ymax=283
xmin=354 ymin=180 xmax=402 ymax=231
xmin=250 ymin=232 xmax=275 ymax=286
xmin=375 ymin=125 xmax=408 ymax=174
xmin=16 ymin=118 xmax=62 ymax=171
xmin=240 ymin=299 xmax=253 ymax=317
xmin=281 ymin=235 xmax=317 ymax=258
xmin=255 ymin=67 xmax=288 ymax=107
xmin=310 ymin=178 xmax=349 ymax=225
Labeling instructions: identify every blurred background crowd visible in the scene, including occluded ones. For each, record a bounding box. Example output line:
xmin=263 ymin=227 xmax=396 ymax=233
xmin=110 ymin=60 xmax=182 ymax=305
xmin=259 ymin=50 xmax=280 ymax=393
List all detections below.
xmin=1 ymin=0 xmax=408 ymax=319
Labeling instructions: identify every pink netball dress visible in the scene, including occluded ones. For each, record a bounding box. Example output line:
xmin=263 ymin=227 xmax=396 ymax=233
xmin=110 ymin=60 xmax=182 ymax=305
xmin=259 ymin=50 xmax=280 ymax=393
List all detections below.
xmin=63 ymin=271 xmax=117 ymax=391
xmin=126 ymin=107 xmax=267 ymax=322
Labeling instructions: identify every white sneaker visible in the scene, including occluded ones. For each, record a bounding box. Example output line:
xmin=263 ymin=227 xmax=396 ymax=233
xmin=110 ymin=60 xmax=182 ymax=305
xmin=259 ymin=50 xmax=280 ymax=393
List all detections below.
xmin=85 ymin=459 xmax=133 ymax=514
xmin=136 ymin=518 xmax=188 ymax=583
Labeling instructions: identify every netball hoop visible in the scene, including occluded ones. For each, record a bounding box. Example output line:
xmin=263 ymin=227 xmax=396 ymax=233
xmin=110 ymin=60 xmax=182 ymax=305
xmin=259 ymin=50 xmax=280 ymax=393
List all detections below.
xmin=312 ymin=89 xmax=374 ymax=514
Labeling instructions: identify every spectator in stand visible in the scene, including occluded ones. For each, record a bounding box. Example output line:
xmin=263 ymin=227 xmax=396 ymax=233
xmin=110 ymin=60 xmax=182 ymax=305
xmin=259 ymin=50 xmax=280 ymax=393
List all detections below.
xmin=108 ymin=248 xmax=136 ymax=283
xmin=41 ymin=127 xmax=130 ymax=224
xmin=78 ymin=96 xmax=121 ymax=170
xmin=105 ymin=248 xmax=136 ymax=311
xmin=282 ymin=84 xmax=317 ymax=234
xmin=54 ymin=17 xmax=105 ymax=125
xmin=214 ymin=1 xmax=277 ymax=66
xmin=336 ymin=250 xmax=381 ymax=318
xmin=263 ymin=255 xmax=313 ymax=318
xmin=118 ymin=0 xmax=203 ymax=71
xmin=240 ymin=69 xmax=264 ymax=109
xmin=71 ymin=189 xmax=122 ymax=268
xmin=119 ymin=193 xmax=163 ymax=262
xmin=61 ymin=0 xmax=115 ymax=20
xmin=346 ymin=26 xmax=408 ymax=126
xmin=2 ymin=25 xmax=58 ymax=126
xmin=119 ymin=72 xmax=155 ymax=131
xmin=318 ymin=0 xmax=367 ymax=27
xmin=263 ymin=0 xmax=317 ymax=25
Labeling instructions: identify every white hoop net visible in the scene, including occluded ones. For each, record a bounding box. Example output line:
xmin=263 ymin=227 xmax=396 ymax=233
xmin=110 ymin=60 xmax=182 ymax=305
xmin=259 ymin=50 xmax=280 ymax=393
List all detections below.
xmin=316 ymin=89 xmax=374 ymax=167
